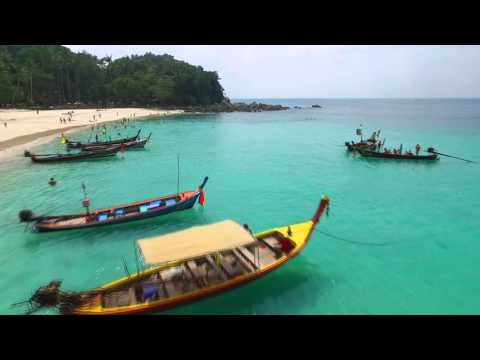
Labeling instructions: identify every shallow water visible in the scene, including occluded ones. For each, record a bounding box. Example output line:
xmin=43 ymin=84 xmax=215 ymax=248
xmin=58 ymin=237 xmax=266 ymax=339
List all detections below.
xmin=1 ymin=99 xmax=479 ymax=314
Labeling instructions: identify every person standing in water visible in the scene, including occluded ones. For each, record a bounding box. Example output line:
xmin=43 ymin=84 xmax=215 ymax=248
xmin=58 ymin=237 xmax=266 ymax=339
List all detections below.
xmin=48 ymin=177 xmax=57 ymax=186
xmin=416 ymin=144 xmax=421 ymax=156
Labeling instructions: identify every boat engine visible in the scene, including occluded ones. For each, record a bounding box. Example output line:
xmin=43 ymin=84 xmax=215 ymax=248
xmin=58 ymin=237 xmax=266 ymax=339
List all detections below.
xmin=427 ymin=147 xmax=435 ymax=153
xmin=24 ymin=150 xmax=32 ymax=157
xmin=31 ymin=280 xmax=63 ymax=307
xmin=18 ymin=209 xmax=35 ymax=222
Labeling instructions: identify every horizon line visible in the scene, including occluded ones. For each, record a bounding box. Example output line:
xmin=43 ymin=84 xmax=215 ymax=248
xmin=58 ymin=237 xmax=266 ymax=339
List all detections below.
xmin=231 ymin=97 xmax=480 ymax=100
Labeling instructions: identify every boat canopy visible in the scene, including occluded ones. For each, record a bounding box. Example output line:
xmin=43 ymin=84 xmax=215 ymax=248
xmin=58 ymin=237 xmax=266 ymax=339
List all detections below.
xmin=137 ymin=220 xmax=256 ymax=265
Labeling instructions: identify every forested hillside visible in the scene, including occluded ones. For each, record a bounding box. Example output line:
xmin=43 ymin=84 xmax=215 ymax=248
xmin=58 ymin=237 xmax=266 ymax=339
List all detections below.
xmin=0 ymin=45 xmax=225 ymax=108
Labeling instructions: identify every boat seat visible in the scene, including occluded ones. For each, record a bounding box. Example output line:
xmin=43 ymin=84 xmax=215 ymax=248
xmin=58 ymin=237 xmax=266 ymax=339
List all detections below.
xmin=97 ymin=213 xmax=109 ymax=222
xmin=258 ymin=237 xmax=283 ymax=258
xmin=179 ymin=265 xmax=198 ymax=292
xmin=205 ymin=255 xmax=228 ymax=280
xmin=113 ymin=209 xmax=124 ymax=217
xmin=157 ymin=272 xmax=169 ymax=298
xmin=186 ymin=261 xmax=208 ymax=286
xmin=220 ymin=255 xmax=244 ymax=277
xmin=232 ymin=249 xmax=255 ymax=272
xmin=128 ymin=287 xmax=137 ymax=305
xmin=165 ymin=199 xmax=176 ymax=207
xmin=237 ymin=246 xmax=259 ymax=269
xmin=162 ymin=280 xmax=177 ymax=297
xmin=263 ymin=236 xmax=280 ymax=248
xmin=185 ymin=262 xmax=204 ymax=288
xmin=147 ymin=200 xmax=161 ymax=209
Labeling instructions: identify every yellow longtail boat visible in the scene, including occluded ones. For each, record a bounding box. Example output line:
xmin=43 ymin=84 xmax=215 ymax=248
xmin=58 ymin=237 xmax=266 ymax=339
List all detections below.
xmin=24 ymin=196 xmax=329 ymax=315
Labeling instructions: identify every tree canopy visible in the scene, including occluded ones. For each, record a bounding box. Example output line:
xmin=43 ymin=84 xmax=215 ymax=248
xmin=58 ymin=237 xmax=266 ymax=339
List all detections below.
xmin=0 ymin=45 xmax=225 ymax=107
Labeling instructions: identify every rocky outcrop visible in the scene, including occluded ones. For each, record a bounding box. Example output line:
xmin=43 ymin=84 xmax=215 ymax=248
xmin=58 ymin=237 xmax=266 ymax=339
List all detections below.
xmin=181 ymin=100 xmax=289 ymax=113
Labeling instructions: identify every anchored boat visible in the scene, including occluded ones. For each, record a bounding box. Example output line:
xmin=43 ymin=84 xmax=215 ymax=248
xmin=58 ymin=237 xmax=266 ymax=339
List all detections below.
xmin=66 ymin=129 xmax=141 ymax=149
xmin=80 ymin=133 xmax=151 ymax=152
xmin=24 ymin=146 xmax=120 ymax=163
xmin=19 ymin=177 xmax=208 ymax=232
xmin=21 ymin=196 xmax=329 ymax=315
xmin=358 ymin=149 xmax=439 ymax=161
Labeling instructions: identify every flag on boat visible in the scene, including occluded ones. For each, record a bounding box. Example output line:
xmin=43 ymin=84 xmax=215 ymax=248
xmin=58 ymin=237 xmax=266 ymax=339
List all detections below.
xmin=199 ymin=191 xmax=205 ymax=206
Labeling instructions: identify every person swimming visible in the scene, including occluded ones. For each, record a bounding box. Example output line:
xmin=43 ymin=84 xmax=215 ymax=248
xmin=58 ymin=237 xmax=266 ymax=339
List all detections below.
xmin=48 ymin=177 xmax=57 ymax=186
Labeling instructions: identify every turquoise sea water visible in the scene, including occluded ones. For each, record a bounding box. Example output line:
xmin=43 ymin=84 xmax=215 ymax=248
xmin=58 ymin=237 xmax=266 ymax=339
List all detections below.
xmin=1 ymin=98 xmax=480 ymax=315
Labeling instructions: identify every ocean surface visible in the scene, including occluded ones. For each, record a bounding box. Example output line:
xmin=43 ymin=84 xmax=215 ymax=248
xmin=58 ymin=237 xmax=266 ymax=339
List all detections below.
xmin=1 ymin=98 xmax=479 ymax=315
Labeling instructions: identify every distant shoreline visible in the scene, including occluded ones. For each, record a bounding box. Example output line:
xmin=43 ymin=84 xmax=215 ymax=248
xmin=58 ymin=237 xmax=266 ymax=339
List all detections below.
xmin=0 ymin=108 xmax=183 ymax=160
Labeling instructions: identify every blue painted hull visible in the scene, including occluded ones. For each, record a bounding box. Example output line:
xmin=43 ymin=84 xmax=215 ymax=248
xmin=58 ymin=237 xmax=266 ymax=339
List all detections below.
xmin=35 ymin=193 xmax=200 ymax=232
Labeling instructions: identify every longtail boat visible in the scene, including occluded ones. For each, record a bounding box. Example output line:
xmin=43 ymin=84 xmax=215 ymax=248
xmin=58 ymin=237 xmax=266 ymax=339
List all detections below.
xmin=358 ymin=149 xmax=439 ymax=161
xmin=80 ymin=133 xmax=152 ymax=152
xmin=24 ymin=146 xmax=120 ymax=163
xmin=21 ymin=196 xmax=329 ymax=315
xmin=19 ymin=177 xmax=208 ymax=232
xmin=66 ymin=129 xmax=141 ymax=149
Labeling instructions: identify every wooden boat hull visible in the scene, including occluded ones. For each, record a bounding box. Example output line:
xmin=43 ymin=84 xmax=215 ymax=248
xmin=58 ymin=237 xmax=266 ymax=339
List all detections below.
xmin=29 ymin=147 xmax=119 ymax=163
xmin=66 ymin=130 xmax=141 ymax=149
xmin=34 ymin=192 xmax=201 ymax=232
xmin=80 ymin=137 xmax=149 ymax=152
xmin=72 ymin=197 xmax=329 ymax=315
xmin=359 ymin=149 xmax=439 ymax=161
xmin=29 ymin=177 xmax=208 ymax=232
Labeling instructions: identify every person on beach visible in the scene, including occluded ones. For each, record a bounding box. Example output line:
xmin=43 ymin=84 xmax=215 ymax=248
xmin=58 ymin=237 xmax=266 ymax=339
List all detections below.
xmin=95 ymin=134 xmax=99 ymax=142
xmin=4 ymin=122 xmax=7 ymax=127
xmin=48 ymin=177 xmax=57 ymax=186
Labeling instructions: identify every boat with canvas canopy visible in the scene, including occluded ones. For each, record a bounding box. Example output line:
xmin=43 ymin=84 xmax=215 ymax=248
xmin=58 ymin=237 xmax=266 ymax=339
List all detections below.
xmin=19 ymin=196 xmax=329 ymax=315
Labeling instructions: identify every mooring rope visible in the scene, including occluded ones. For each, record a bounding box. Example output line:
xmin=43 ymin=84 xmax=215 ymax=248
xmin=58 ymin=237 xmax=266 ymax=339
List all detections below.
xmin=315 ymin=228 xmax=394 ymax=246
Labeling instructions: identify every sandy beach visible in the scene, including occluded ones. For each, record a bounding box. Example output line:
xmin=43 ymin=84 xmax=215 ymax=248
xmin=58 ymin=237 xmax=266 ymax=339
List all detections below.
xmin=0 ymin=108 xmax=182 ymax=160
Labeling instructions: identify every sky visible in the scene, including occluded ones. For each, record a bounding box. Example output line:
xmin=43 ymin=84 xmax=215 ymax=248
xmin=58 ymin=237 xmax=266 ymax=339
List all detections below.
xmin=66 ymin=45 xmax=480 ymax=99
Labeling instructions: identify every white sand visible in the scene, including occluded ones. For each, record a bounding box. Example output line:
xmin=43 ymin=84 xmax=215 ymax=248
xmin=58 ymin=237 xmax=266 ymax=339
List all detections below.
xmin=0 ymin=108 xmax=183 ymax=160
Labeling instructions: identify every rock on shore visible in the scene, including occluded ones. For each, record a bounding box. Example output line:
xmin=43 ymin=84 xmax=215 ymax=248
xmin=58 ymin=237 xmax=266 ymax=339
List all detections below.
xmin=182 ymin=101 xmax=289 ymax=113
